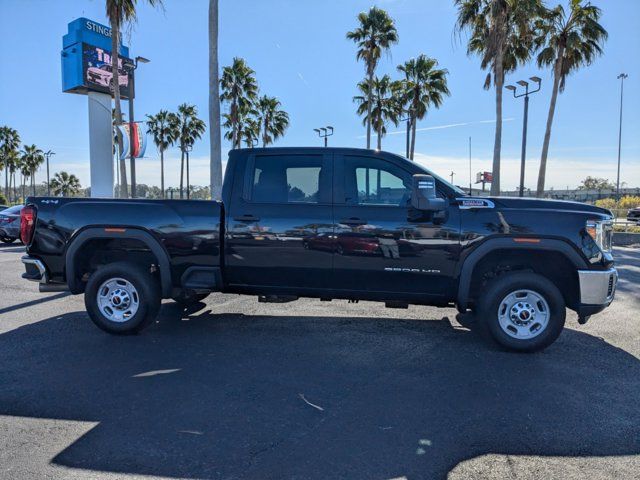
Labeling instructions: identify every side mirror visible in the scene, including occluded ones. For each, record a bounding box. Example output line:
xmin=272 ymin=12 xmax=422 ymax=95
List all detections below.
xmin=411 ymin=174 xmax=446 ymax=212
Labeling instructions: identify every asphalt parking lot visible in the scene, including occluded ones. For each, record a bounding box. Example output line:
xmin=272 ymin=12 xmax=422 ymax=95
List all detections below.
xmin=0 ymin=243 xmax=639 ymax=480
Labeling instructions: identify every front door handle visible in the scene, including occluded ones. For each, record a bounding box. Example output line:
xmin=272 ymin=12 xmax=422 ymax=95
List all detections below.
xmin=340 ymin=217 xmax=367 ymax=226
xmin=233 ymin=214 xmax=261 ymax=222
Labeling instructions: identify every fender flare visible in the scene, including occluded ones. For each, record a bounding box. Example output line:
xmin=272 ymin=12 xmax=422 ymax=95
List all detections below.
xmin=456 ymin=237 xmax=588 ymax=309
xmin=65 ymin=227 xmax=172 ymax=297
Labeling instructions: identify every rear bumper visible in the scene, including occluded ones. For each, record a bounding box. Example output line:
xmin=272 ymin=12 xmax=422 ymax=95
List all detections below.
xmin=21 ymin=255 xmax=48 ymax=283
xmin=577 ymin=267 xmax=617 ymax=317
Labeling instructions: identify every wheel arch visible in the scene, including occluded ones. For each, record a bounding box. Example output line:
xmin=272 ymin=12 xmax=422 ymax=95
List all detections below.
xmin=456 ymin=237 xmax=588 ymax=310
xmin=64 ymin=227 xmax=172 ymax=297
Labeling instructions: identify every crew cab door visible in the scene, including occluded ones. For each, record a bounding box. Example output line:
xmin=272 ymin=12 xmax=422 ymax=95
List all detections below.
xmin=224 ymin=152 xmax=334 ymax=291
xmin=331 ymin=154 xmax=460 ymax=298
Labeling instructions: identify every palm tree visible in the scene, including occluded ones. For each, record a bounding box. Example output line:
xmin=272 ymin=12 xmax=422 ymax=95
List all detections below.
xmin=534 ymin=1 xmax=607 ymax=196
xmin=398 ymin=55 xmax=450 ymax=160
xmin=0 ymin=126 xmax=20 ymax=201
xmin=146 ymin=110 xmax=179 ymax=198
xmin=223 ymin=103 xmax=261 ymax=148
xmin=105 ymin=0 xmax=163 ymax=199
xmin=209 ymin=0 xmax=223 ymax=201
xmin=240 ymin=116 xmax=261 ymax=148
xmin=255 ymin=96 xmax=289 ymax=147
xmin=50 ymin=171 xmax=81 ymax=197
xmin=20 ymin=144 xmax=45 ymax=196
xmin=5 ymin=150 xmax=19 ymax=203
xmin=347 ymin=7 xmax=399 ymax=149
xmin=220 ymin=57 xmax=259 ymax=149
xmin=353 ymin=75 xmax=403 ymax=150
xmin=177 ymin=103 xmax=206 ymax=199
xmin=455 ymin=0 xmax=541 ymax=195
xmin=20 ymin=160 xmax=30 ymax=202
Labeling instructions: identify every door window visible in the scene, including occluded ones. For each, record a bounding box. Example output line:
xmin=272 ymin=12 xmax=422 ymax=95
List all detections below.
xmin=250 ymin=155 xmax=326 ymax=204
xmin=344 ymin=157 xmax=412 ymax=206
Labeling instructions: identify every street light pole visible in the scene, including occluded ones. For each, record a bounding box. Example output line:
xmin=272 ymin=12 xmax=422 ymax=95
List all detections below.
xmin=313 ymin=126 xmax=334 ymax=147
xmin=185 ymin=144 xmax=193 ymax=199
xmin=616 ymin=73 xmax=628 ymax=199
xmin=44 ymin=150 xmax=55 ymax=196
xmin=125 ymin=55 xmax=150 ymax=199
xmin=506 ymin=77 xmax=541 ymax=197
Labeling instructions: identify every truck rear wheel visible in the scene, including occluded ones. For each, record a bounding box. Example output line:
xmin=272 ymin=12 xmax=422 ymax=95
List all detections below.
xmin=84 ymin=262 xmax=161 ymax=335
xmin=477 ymin=271 xmax=565 ymax=352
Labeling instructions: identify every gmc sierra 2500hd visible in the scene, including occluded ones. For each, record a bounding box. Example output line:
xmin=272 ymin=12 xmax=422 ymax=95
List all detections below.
xmin=20 ymin=147 xmax=617 ymax=352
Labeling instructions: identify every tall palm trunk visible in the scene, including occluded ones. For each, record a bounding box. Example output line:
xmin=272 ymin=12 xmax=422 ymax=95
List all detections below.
xmin=179 ymin=149 xmax=185 ymax=199
xmin=160 ymin=149 xmax=165 ymax=198
xmin=111 ymin=21 xmax=128 ymax=199
xmin=231 ymin=99 xmax=238 ymax=148
xmin=377 ymin=124 xmax=382 ymax=150
xmin=262 ymin=119 xmax=268 ymax=147
xmin=31 ymin=170 xmax=36 ymax=196
xmin=490 ymin=48 xmax=504 ymax=196
xmin=366 ymin=70 xmax=373 ymax=149
xmin=4 ymin=170 xmax=8 ymax=201
xmin=209 ymin=0 xmax=223 ymax=201
xmin=537 ymin=50 xmax=564 ymax=197
xmin=21 ymin=174 xmax=25 ymax=202
xmin=410 ymin=113 xmax=418 ymax=160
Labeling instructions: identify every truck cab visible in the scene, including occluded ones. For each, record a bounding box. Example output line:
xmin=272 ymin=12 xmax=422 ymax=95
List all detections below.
xmin=222 ymin=148 xmax=461 ymax=304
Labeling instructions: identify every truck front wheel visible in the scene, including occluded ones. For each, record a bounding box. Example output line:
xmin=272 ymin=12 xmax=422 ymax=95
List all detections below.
xmin=84 ymin=262 xmax=161 ymax=334
xmin=477 ymin=272 xmax=565 ymax=352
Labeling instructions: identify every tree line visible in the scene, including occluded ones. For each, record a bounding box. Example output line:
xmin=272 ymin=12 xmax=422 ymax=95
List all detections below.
xmin=0 ymin=126 xmax=82 ymax=202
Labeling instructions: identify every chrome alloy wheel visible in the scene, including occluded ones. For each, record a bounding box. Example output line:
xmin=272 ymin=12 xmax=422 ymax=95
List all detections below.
xmin=497 ymin=289 xmax=550 ymax=340
xmin=96 ymin=278 xmax=140 ymax=323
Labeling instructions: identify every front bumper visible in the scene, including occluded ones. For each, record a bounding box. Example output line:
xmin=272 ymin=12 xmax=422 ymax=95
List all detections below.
xmin=577 ymin=267 xmax=617 ymax=317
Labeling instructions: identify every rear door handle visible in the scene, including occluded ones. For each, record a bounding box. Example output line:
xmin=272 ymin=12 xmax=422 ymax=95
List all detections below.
xmin=340 ymin=217 xmax=367 ymax=226
xmin=233 ymin=214 xmax=260 ymax=222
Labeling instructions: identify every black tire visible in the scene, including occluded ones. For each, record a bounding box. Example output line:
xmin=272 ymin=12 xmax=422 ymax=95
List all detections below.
xmin=1 ymin=237 xmax=16 ymax=244
xmin=84 ymin=261 xmax=161 ymax=335
xmin=477 ymin=271 xmax=565 ymax=352
xmin=172 ymin=291 xmax=209 ymax=305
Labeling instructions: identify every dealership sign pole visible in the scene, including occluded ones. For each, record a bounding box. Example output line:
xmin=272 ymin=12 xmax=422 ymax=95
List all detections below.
xmin=61 ymin=18 xmax=135 ymax=198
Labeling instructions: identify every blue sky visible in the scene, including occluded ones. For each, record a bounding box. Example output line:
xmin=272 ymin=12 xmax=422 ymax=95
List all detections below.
xmin=1 ymin=0 xmax=639 ymax=191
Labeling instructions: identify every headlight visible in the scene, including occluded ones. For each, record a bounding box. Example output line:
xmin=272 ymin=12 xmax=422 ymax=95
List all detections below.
xmin=586 ymin=219 xmax=613 ymax=253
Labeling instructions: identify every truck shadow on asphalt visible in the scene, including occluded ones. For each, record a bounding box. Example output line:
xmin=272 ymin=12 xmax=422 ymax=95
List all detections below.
xmin=0 ymin=304 xmax=638 ymax=480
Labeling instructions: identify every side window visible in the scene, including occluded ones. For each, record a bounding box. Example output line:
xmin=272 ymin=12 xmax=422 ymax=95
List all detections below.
xmin=344 ymin=156 xmax=412 ymax=206
xmin=251 ymin=155 xmax=325 ymax=204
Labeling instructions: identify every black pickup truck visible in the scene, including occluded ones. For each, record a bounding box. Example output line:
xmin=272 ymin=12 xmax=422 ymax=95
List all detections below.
xmin=20 ymin=147 xmax=617 ymax=352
